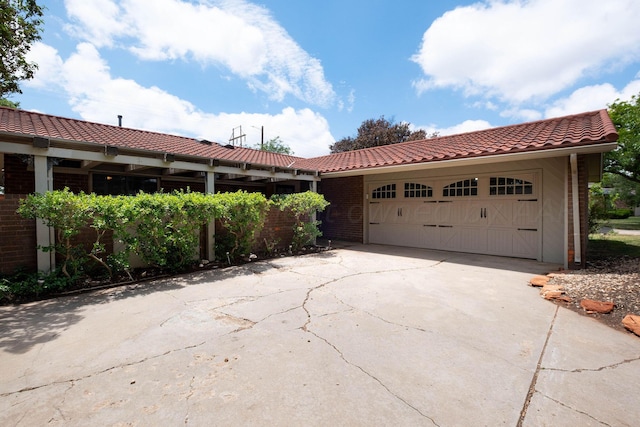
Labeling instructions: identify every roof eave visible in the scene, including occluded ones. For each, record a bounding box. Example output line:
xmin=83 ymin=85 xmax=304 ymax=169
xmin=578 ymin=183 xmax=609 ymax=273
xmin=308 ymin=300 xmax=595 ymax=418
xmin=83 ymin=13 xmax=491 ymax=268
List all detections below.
xmin=320 ymin=142 xmax=618 ymax=178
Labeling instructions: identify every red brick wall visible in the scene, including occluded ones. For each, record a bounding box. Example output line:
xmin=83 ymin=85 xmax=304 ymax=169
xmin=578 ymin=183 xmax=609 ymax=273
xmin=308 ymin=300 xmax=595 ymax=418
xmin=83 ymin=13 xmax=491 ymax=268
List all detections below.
xmin=4 ymin=155 xmax=34 ymax=194
xmin=318 ymin=176 xmax=364 ymax=242
xmin=0 ymin=194 xmax=37 ymax=274
xmin=54 ymin=173 xmax=89 ymax=193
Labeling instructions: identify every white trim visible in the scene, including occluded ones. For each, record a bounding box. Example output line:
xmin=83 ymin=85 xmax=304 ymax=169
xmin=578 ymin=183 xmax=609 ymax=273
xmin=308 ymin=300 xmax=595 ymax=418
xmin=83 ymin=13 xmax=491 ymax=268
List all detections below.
xmin=321 ymin=143 xmax=618 ymax=178
xmin=0 ymin=140 xmax=319 ymax=182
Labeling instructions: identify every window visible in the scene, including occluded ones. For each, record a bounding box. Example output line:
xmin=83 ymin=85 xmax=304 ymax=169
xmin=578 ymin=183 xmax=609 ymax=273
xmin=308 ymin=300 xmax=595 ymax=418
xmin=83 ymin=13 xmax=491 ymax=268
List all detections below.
xmin=443 ymin=178 xmax=478 ymax=197
xmin=93 ymin=174 xmax=158 ymax=195
xmin=404 ymin=182 xmax=432 ymax=198
xmin=489 ymin=177 xmax=533 ymax=195
xmin=372 ymin=183 xmax=396 ymax=199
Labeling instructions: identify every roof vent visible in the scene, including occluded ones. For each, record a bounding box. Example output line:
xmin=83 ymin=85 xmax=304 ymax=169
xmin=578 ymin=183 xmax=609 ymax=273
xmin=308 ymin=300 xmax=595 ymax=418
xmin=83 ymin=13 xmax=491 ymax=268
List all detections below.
xmin=117 ymin=115 xmax=122 ymax=127
xmin=224 ymin=144 xmax=235 ymax=149
xmin=199 ymin=139 xmax=213 ymax=145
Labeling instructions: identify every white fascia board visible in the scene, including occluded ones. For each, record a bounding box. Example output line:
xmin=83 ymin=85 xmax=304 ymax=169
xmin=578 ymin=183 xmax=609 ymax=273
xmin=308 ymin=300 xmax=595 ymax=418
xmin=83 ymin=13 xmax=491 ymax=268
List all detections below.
xmin=320 ymin=143 xmax=618 ymax=178
xmin=0 ymin=140 xmax=318 ymax=182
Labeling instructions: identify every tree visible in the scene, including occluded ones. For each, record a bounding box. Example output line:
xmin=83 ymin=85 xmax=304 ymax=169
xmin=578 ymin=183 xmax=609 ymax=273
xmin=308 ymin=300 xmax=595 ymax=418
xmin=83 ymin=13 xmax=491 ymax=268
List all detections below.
xmin=330 ymin=116 xmax=433 ymax=153
xmin=0 ymin=98 xmax=19 ymax=108
xmin=0 ymin=0 xmax=45 ymax=98
xmin=254 ymin=136 xmax=294 ymax=155
xmin=606 ymin=93 xmax=640 ymax=184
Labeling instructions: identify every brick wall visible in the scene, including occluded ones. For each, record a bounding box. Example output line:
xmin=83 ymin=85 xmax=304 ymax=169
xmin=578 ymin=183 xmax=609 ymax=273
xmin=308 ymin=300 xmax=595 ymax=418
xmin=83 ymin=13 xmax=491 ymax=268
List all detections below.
xmin=567 ymin=155 xmax=589 ymax=269
xmin=4 ymin=155 xmax=34 ymax=194
xmin=0 ymin=194 xmax=37 ymax=274
xmin=54 ymin=173 xmax=89 ymax=193
xmin=318 ymin=176 xmax=364 ymax=242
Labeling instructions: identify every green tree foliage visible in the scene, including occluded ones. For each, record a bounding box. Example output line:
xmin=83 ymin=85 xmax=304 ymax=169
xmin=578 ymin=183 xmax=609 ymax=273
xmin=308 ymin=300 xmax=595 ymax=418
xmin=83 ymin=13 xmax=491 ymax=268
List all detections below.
xmin=606 ymin=93 xmax=640 ymax=184
xmin=273 ymin=191 xmax=329 ymax=250
xmin=0 ymin=97 xmax=19 ymax=107
xmin=254 ymin=136 xmax=294 ymax=155
xmin=0 ymin=0 xmax=45 ymax=97
xmin=330 ymin=116 xmax=432 ymax=153
xmin=588 ymin=183 xmax=608 ymax=234
xmin=602 ymin=172 xmax=640 ymax=208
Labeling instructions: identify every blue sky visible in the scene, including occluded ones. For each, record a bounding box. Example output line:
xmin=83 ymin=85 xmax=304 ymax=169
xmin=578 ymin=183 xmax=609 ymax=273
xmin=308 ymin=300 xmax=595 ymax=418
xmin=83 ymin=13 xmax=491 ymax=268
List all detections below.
xmin=14 ymin=0 xmax=640 ymax=157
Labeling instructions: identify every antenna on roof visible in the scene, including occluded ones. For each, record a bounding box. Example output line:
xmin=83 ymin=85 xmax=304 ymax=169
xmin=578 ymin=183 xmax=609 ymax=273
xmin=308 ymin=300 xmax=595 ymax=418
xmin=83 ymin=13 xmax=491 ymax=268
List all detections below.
xmin=229 ymin=126 xmax=246 ymax=147
xmin=117 ymin=115 xmax=123 ymax=127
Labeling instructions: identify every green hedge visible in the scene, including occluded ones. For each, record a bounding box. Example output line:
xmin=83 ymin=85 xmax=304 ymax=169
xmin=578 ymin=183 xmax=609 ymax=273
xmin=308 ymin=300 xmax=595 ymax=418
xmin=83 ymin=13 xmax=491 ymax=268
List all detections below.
xmin=5 ymin=189 xmax=329 ymax=302
xmin=607 ymin=208 xmax=633 ymax=219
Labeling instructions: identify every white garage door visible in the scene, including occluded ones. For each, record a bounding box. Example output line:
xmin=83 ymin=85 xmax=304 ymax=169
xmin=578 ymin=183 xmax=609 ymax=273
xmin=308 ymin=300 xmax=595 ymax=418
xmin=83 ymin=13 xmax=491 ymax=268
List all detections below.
xmin=368 ymin=172 xmax=540 ymax=259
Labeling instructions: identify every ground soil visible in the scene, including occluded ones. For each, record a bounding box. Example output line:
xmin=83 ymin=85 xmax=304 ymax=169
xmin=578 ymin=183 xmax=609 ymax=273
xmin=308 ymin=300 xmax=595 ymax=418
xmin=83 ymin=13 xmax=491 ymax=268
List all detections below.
xmin=546 ymin=256 xmax=640 ymax=335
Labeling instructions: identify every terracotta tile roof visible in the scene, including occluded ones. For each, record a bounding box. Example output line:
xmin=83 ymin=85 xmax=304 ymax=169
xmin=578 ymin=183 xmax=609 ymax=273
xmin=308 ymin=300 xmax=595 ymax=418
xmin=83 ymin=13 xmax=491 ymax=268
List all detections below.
xmin=0 ymin=106 xmax=302 ymax=168
xmin=294 ymin=109 xmax=618 ymax=173
xmin=0 ymin=107 xmax=617 ymax=174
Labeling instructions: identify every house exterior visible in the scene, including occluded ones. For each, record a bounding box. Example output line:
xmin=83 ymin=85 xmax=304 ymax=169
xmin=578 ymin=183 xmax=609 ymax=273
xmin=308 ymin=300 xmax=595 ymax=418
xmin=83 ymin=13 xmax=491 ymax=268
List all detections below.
xmin=0 ymin=107 xmax=617 ymax=273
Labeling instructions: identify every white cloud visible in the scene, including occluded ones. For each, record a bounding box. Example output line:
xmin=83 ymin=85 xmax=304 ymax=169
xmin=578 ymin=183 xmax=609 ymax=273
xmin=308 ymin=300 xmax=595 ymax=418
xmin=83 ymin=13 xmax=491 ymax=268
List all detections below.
xmin=415 ymin=119 xmax=492 ymax=137
xmin=25 ymin=43 xmax=334 ymax=157
xmin=499 ymin=108 xmax=542 ymax=122
xmin=545 ymin=80 xmax=640 ymax=118
xmin=63 ymin=0 xmax=336 ymax=107
xmin=412 ymin=0 xmax=640 ymax=104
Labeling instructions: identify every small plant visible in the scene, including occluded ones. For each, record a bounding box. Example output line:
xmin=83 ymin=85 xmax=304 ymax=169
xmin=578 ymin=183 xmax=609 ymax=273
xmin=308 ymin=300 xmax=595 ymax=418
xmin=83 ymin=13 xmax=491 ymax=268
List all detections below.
xmin=272 ymin=192 xmax=329 ymax=251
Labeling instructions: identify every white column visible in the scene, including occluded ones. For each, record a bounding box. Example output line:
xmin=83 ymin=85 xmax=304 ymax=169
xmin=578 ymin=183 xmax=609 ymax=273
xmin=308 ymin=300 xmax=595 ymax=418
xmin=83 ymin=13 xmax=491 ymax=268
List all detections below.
xmin=310 ymin=180 xmax=318 ymax=244
xmin=34 ymin=155 xmax=55 ymax=272
xmin=205 ymin=171 xmax=216 ymax=261
xmin=570 ymin=154 xmax=581 ymax=264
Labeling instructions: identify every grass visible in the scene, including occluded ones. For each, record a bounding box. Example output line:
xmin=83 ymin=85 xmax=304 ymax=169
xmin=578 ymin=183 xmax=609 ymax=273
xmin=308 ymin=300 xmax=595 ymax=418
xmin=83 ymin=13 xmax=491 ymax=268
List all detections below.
xmin=588 ymin=233 xmax=640 ymax=259
xmin=603 ymin=216 xmax=640 ymax=230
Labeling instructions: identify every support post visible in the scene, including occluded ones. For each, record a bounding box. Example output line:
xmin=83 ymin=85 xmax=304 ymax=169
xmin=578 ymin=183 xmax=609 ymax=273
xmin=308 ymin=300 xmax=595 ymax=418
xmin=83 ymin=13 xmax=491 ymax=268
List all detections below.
xmin=570 ymin=154 xmax=581 ymax=264
xmin=310 ymin=180 xmax=318 ymax=245
xmin=34 ymin=155 xmax=54 ymax=272
xmin=205 ymin=171 xmax=216 ymax=261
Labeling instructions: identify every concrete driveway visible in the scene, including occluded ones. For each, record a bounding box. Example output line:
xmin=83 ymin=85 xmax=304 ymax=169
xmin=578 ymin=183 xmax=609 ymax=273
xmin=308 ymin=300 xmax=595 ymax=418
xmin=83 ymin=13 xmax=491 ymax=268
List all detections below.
xmin=1 ymin=244 xmax=639 ymax=426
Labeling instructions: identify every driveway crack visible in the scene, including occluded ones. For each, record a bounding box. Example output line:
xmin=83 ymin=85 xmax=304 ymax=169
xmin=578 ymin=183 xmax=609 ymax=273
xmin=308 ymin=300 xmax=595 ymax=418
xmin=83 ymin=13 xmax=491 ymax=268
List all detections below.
xmin=306 ymin=328 xmax=440 ymax=426
xmin=517 ymin=305 xmax=558 ymax=427
xmin=536 ymin=391 xmax=613 ymax=426
xmin=0 ymin=341 xmax=207 ymax=398
xmin=542 ymin=355 xmax=640 ymax=373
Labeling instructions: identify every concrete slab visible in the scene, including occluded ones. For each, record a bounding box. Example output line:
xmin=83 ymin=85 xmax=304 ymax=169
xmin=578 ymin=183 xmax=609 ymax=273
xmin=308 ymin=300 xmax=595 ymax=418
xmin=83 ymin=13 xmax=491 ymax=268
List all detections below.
xmin=1 ymin=244 xmax=638 ymax=426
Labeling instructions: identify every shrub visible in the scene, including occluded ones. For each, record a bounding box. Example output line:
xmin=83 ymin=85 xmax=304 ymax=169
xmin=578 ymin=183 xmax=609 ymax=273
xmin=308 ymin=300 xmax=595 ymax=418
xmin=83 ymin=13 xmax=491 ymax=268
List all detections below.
xmin=17 ymin=188 xmax=91 ymax=278
xmin=272 ymin=192 xmax=329 ymax=251
xmin=215 ymin=191 xmax=269 ymax=259
xmin=126 ymin=191 xmax=219 ymax=271
xmin=607 ymin=208 xmax=633 ymax=219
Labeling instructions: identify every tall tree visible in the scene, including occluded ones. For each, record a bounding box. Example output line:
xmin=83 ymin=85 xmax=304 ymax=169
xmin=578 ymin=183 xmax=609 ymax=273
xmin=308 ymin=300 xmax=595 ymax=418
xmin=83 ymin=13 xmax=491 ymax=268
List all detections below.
xmin=253 ymin=136 xmax=294 ymax=155
xmin=606 ymin=93 xmax=640 ymax=184
xmin=0 ymin=0 xmax=44 ymax=98
xmin=330 ymin=116 xmax=431 ymax=153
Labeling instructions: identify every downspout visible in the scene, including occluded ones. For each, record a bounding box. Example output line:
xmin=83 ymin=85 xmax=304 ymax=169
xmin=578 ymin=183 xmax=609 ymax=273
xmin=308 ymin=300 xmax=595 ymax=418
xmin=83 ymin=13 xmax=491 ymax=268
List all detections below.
xmin=570 ymin=154 xmax=581 ymax=264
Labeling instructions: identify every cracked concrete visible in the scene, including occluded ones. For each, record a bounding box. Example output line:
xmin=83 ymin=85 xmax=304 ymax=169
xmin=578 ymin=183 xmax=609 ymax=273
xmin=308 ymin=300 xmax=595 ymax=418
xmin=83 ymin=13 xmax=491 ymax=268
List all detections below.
xmin=1 ymin=243 xmax=639 ymax=426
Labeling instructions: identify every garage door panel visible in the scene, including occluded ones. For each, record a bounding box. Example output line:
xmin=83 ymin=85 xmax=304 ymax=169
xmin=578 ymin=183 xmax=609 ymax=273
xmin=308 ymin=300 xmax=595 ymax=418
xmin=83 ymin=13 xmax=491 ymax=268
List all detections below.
xmin=512 ymin=229 xmax=538 ymax=258
xmin=488 ymin=201 xmax=513 ymax=227
xmin=367 ymin=172 xmax=540 ymax=260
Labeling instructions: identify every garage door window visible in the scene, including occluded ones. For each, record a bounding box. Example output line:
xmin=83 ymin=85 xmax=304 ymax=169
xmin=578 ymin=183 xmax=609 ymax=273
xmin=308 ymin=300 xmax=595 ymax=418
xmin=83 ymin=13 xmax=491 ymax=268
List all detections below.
xmin=489 ymin=177 xmax=533 ymax=195
xmin=443 ymin=178 xmax=478 ymax=197
xmin=372 ymin=184 xmax=396 ymax=199
xmin=404 ymin=183 xmax=432 ymax=198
